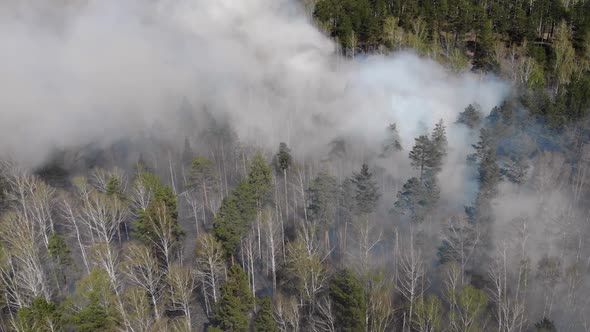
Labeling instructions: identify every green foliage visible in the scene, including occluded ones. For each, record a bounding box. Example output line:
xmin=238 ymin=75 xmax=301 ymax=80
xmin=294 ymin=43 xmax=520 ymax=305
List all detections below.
xmin=213 ymin=159 xmax=265 ymax=259
xmin=553 ymin=21 xmax=576 ymax=90
xmin=474 ymin=19 xmax=497 ymax=71
xmin=351 ymin=163 xmax=380 ymax=215
xmin=431 ymin=119 xmax=448 ymax=162
xmin=253 ymin=296 xmax=279 ymax=332
xmin=65 ymin=269 xmax=118 ymax=332
xmin=214 ymin=193 xmax=249 ymax=259
xmin=210 ymin=265 xmax=254 ymax=332
xmin=190 ymin=155 xmax=217 ymax=188
xmin=394 ymin=177 xmax=439 ymax=223
xmin=15 ymin=298 xmax=62 ymax=332
xmin=105 ymin=176 xmax=125 ymax=200
xmin=455 ymin=285 xmax=489 ymax=332
xmin=48 ymin=233 xmax=72 ymax=266
xmin=273 ymin=142 xmax=292 ymax=173
xmin=329 ymin=269 xmax=366 ymax=332
xmin=456 ymin=104 xmax=483 ymax=129
xmin=134 ymin=171 xmax=183 ymax=259
xmin=308 ymin=172 xmax=339 ymax=226
xmin=413 ymin=295 xmax=443 ymax=332
xmin=247 ymin=151 xmax=272 ymax=205
xmin=409 ymin=123 xmax=446 ymax=181
xmin=409 ymin=135 xmax=434 ymax=179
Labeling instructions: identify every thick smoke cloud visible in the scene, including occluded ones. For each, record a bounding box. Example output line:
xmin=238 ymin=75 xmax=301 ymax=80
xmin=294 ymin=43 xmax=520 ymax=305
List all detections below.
xmin=0 ymin=0 xmax=507 ymax=172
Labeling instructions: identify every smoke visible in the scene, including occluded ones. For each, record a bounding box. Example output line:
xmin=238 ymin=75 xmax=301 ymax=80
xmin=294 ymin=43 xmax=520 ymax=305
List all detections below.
xmin=0 ymin=0 xmax=509 ymax=170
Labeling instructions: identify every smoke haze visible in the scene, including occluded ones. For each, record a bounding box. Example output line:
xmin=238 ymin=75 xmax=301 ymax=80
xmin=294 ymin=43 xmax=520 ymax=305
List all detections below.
xmin=0 ymin=0 xmax=507 ymax=169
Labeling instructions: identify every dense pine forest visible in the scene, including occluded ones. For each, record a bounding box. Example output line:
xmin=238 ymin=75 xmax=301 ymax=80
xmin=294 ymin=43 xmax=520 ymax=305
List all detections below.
xmin=0 ymin=0 xmax=590 ymax=331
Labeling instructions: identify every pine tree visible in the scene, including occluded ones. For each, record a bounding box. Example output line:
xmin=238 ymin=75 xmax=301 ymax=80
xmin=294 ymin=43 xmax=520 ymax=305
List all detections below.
xmin=535 ymin=317 xmax=557 ymax=332
xmin=308 ymin=172 xmax=339 ymax=248
xmin=48 ymin=233 xmax=72 ymax=267
xmin=329 ymin=269 xmax=366 ymax=332
xmin=105 ymin=176 xmax=125 ymax=200
xmin=474 ymin=19 xmax=496 ymax=71
xmin=66 ymin=269 xmax=118 ymax=332
xmin=190 ymin=155 xmax=217 ymax=224
xmin=273 ymin=143 xmax=292 ymax=174
xmin=273 ymin=142 xmax=292 ymax=225
xmin=210 ymin=265 xmax=254 ymax=332
xmin=248 ymin=152 xmax=272 ymax=206
xmin=134 ymin=173 xmax=183 ymax=264
xmin=213 ymin=193 xmax=248 ymax=260
xmin=394 ymin=177 xmax=439 ymax=223
xmin=15 ymin=297 xmax=62 ymax=332
xmin=409 ymin=135 xmax=432 ymax=180
xmin=456 ymin=104 xmax=483 ymax=129
xmin=351 ymin=163 xmax=380 ymax=215
xmin=48 ymin=233 xmax=73 ymax=286
xmin=253 ymin=296 xmax=279 ymax=332
xmin=380 ymin=123 xmax=402 ymax=157
xmin=431 ymin=119 xmax=448 ymax=162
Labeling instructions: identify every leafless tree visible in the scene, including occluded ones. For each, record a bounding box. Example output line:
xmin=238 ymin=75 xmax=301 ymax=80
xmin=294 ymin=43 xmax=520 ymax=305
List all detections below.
xmin=367 ymin=272 xmax=395 ymax=332
xmin=194 ymin=233 xmax=224 ymax=316
xmin=275 ymin=293 xmax=301 ymax=332
xmin=286 ymin=235 xmax=328 ymax=309
xmin=124 ymin=286 xmax=156 ymax=332
xmin=440 ymin=215 xmax=481 ymax=284
xmin=310 ymin=296 xmax=336 ymax=332
xmin=488 ymin=243 xmax=527 ymax=332
xmin=123 ymin=244 xmax=165 ymax=321
xmin=144 ymin=202 xmax=179 ymax=269
xmin=262 ymin=208 xmax=281 ymax=292
xmin=397 ymin=236 xmax=426 ymax=331
xmin=167 ymin=263 xmax=197 ymax=331
xmin=0 ymin=211 xmax=50 ymax=308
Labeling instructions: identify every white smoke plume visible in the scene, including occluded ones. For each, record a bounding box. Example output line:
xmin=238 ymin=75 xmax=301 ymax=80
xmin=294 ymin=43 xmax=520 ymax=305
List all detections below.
xmin=0 ymin=0 xmax=508 ymax=170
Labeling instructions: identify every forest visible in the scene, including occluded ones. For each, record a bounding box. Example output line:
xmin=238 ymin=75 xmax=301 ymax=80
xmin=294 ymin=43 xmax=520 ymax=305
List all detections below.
xmin=0 ymin=0 xmax=590 ymax=331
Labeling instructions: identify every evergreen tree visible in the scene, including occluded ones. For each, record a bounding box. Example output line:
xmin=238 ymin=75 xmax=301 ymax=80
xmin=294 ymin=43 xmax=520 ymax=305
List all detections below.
xmin=48 ymin=233 xmax=73 ymax=286
xmin=248 ymin=151 xmax=272 ymax=207
xmin=308 ymin=172 xmax=339 ymax=247
xmin=329 ymin=269 xmax=366 ymax=332
xmin=351 ymin=163 xmax=380 ymax=215
xmin=380 ymin=123 xmax=402 ymax=157
xmin=134 ymin=173 xmax=183 ymax=263
xmin=535 ymin=317 xmax=557 ymax=332
xmin=456 ymin=104 xmax=483 ymax=129
xmin=66 ymin=269 xmax=118 ymax=332
xmin=190 ymin=155 xmax=218 ymax=223
xmin=191 ymin=156 xmax=217 ymax=190
xmin=431 ymin=119 xmax=448 ymax=161
xmin=394 ymin=177 xmax=439 ymax=223
xmin=15 ymin=298 xmax=62 ymax=332
xmin=309 ymin=172 xmax=339 ymax=224
xmin=210 ymin=265 xmax=254 ymax=332
xmin=273 ymin=142 xmax=292 ymax=222
xmin=253 ymin=296 xmax=279 ymax=332
xmin=105 ymin=176 xmax=125 ymax=200
xmin=474 ymin=19 xmax=496 ymax=71
xmin=409 ymin=125 xmax=445 ymax=181
xmin=273 ymin=142 xmax=292 ymax=175
xmin=213 ymin=193 xmax=248 ymax=260
xmin=409 ymin=135 xmax=433 ymax=180
xmin=48 ymin=233 xmax=73 ymax=267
